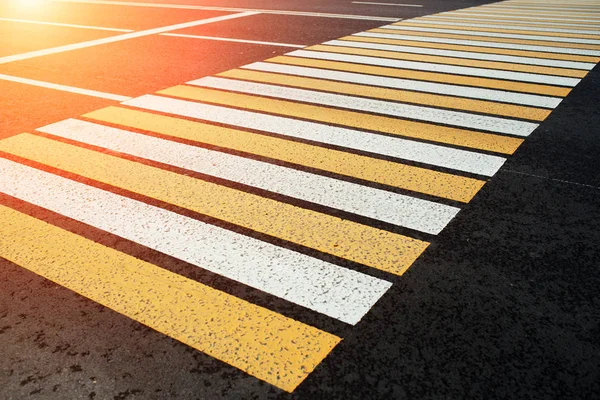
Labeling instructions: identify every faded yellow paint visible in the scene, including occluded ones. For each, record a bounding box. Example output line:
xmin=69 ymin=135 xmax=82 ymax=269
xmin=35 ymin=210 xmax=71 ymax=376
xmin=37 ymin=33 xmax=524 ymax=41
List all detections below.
xmin=370 ymin=27 xmax=600 ymax=51
xmin=343 ymin=35 xmax=600 ymax=63
xmin=0 ymin=204 xmax=340 ymax=392
xmin=218 ymin=68 xmax=550 ymax=120
xmin=395 ymin=21 xmax=600 ymax=41
xmin=268 ymin=53 xmax=570 ymax=97
xmin=414 ymin=17 xmax=600 ymax=34
xmin=86 ymin=105 xmax=483 ymax=206
xmin=433 ymin=13 xmax=600 ymax=26
xmin=0 ymin=133 xmax=430 ymax=275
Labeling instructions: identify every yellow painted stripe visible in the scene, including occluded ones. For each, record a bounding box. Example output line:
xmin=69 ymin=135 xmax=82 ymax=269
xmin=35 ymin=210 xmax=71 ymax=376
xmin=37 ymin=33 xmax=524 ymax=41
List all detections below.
xmin=0 ymin=133 xmax=430 ymax=275
xmin=396 ymin=21 xmax=600 ymax=41
xmin=269 ymin=54 xmax=571 ymax=97
xmin=86 ymin=106 xmax=484 ymax=206
xmin=0 ymin=204 xmax=340 ymax=392
xmin=158 ymin=84 xmax=523 ymax=155
xmin=218 ymin=68 xmax=551 ymax=121
xmin=370 ymin=28 xmax=600 ymax=50
xmin=343 ymin=35 xmax=600 ymax=64
xmin=415 ymin=17 xmax=600 ymax=33
xmin=461 ymin=9 xmax=600 ymax=18
xmin=439 ymin=13 xmax=600 ymax=26
xmin=309 ymin=43 xmax=586 ymax=79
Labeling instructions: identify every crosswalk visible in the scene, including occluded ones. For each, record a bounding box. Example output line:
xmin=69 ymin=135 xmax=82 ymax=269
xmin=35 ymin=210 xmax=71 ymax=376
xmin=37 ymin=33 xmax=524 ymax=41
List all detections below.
xmin=1 ymin=0 xmax=599 ymax=393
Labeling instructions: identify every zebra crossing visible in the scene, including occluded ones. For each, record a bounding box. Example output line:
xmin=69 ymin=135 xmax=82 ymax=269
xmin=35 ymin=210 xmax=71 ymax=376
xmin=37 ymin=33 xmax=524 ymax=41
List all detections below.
xmin=1 ymin=0 xmax=599 ymax=393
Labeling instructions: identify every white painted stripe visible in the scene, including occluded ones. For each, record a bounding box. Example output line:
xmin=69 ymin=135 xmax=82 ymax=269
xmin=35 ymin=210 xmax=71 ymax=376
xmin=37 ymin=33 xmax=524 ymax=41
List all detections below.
xmin=51 ymin=0 xmax=400 ymax=21
xmin=381 ymin=24 xmax=600 ymax=45
xmin=288 ymin=49 xmax=581 ymax=86
xmin=124 ymin=94 xmax=510 ymax=174
xmin=355 ymin=31 xmax=600 ymax=56
xmin=0 ymin=74 xmax=132 ymax=101
xmin=352 ymin=2 xmax=423 ymax=7
xmin=0 ymin=156 xmax=390 ymax=325
xmin=445 ymin=11 xmax=600 ymax=23
xmin=160 ymin=33 xmax=305 ymax=48
xmin=0 ymin=12 xmax=259 ymax=65
xmin=327 ymin=39 xmax=595 ymax=70
xmin=38 ymin=118 xmax=461 ymax=233
xmin=422 ymin=15 xmax=600 ymax=29
xmin=483 ymin=5 xmax=600 ymax=12
xmin=190 ymin=76 xmax=539 ymax=136
xmin=407 ymin=19 xmax=600 ymax=36
xmin=245 ymin=61 xmax=562 ymax=108
xmin=0 ymin=17 xmax=134 ymax=32
xmin=470 ymin=7 xmax=600 ymax=16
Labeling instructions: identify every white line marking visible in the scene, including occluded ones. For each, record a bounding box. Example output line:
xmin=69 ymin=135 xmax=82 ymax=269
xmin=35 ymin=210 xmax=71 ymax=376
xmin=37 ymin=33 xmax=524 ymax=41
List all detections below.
xmin=445 ymin=11 xmax=600 ymax=23
xmin=355 ymin=31 xmax=600 ymax=56
xmin=160 ymin=33 xmax=305 ymax=48
xmin=407 ymin=19 xmax=600 ymax=36
xmin=124 ymin=94 xmax=510 ymax=174
xmin=37 ymin=119 xmax=460 ymax=233
xmin=484 ymin=5 xmax=600 ymax=12
xmin=326 ymin=39 xmax=595 ymax=69
xmin=51 ymin=0 xmax=400 ymax=21
xmin=0 ymin=12 xmax=259 ymax=65
xmin=381 ymin=24 xmax=600 ymax=45
xmin=245 ymin=61 xmax=562 ymax=108
xmin=352 ymin=1 xmax=423 ymax=7
xmin=422 ymin=15 xmax=600 ymax=29
xmin=288 ymin=49 xmax=581 ymax=86
xmin=190 ymin=76 xmax=539 ymax=136
xmin=0 ymin=156 xmax=391 ymax=325
xmin=0 ymin=17 xmax=134 ymax=32
xmin=0 ymin=74 xmax=132 ymax=101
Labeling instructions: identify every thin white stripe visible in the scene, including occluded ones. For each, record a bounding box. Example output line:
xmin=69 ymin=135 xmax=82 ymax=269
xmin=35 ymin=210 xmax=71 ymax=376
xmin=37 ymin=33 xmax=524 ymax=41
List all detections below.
xmin=0 ymin=12 xmax=259 ymax=65
xmin=245 ymin=61 xmax=562 ymax=108
xmin=190 ymin=76 xmax=539 ymax=136
xmin=0 ymin=74 xmax=132 ymax=101
xmin=352 ymin=2 xmax=423 ymax=6
xmin=288 ymin=49 xmax=581 ymax=86
xmin=355 ymin=32 xmax=600 ymax=56
xmin=326 ymin=39 xmax=595 ymax=70
xmin=123 ymin=95 xmax=511 ymax=176
xmin=38 ymin=119 xmax=461 ymax=233
xmin=446 ymin=11 xmax=600 ymax=23
xmin=381 ymin=24 xmax=600 ymax=45
xmin=483 ymin=5 xmax=600 ymax=12
xmin=422 ymin=15 xmax=600 ymax=29
xmin=0 ymin=156 xmax=390 ymax=325
xmin=0 ymin=17 xmax=134 ymax=32
xmin=51 ymin=0 xmax=400 ymax=21
xmin=407 ymin=19 xmax=600 ymax=36
xmin=160 ymin=33 xmax=305 ymax=48
xmin=472 ymin=6 xmax=600 ymax=16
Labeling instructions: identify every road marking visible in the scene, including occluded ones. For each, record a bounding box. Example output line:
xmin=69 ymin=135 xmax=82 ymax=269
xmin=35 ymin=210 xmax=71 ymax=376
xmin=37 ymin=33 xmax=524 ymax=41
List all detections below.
xmin=352 ymin=1 xmax=423 ymax=6
xmin=402 ymin=20 xmax=600 ymax=37
xmin=125 ymin=93 xmax=488 ymax=200
xmin=419 ymin=15 xmax=600 ymax=29
xmin=381 ymin=24 xmax=600 ymax=45
xmin=51 ymin=0 xmax=400 ymax=21
xmin=356 ymin=32 xmax=600 ymax=56
xmin=447 ymin=11 xmax=600 ymax=23
xmin=86 ymin=105 xmax=502 ymax=178
xmin=0 ymin=204 xmax=340 ymax=393
xmin=0 ymin=153 xmax=391 ymax=325
xmin=38 ymin=118 xmax=459 ymax=233
xmin=224 ymin=67 xmax=551 ymax=120
xmin=245 ymin=61 xmax=562 ymax=109
xmin=0 ymin=12 xmax=259 ymax=65
xmin=343 ymin=35 xmax=600 ymax=63
xmin=160 ymin=33 xmax=306 ymax=48
xmin=460 ymin=8 xmax=600 ymax=19
xmin=190 ymin=76 xmax=539 ymax=136
xmin=150 ymin=88 xmax=523 ymax=155
xmin=0 ymin=17 xmax=134 ymax=32
xmin=314 ymin=43 xmax=588 ymax=77
xmin=0 ymin=74 xmax=132 ymax=101
xmin=280 ymin=51 xmax=572 ymax=96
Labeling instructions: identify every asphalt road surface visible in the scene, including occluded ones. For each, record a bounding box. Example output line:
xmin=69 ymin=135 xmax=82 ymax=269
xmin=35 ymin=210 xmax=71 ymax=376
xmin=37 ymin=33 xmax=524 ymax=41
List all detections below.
xmin=1 ymin=0 xmax=599 ymax=399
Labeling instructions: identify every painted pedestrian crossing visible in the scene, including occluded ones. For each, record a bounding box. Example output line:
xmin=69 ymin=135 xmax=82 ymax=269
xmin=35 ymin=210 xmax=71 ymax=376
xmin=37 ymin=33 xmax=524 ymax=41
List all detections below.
xmin=1 ymin=0 xmax=600 ymax=393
